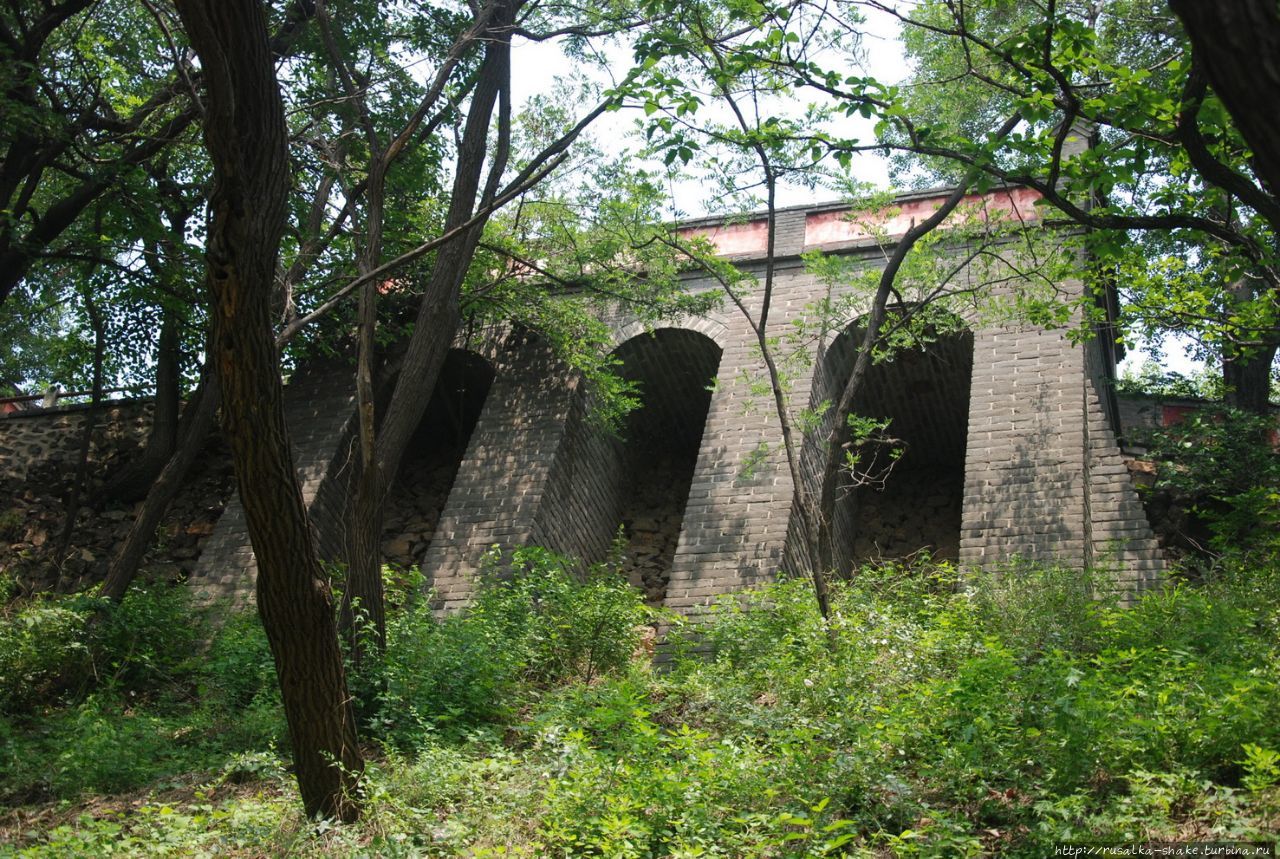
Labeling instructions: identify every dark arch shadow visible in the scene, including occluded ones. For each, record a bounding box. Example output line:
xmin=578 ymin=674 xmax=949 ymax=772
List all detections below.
xmin=531 ymin=327 xmax=722 ymax=604
xmin=613 ymin=329 xmax=723 ymax=602
xmin=796 ymin=317 xmax=974 ymax=575
xmin=380 ymin=348 xmax=496 ymax=569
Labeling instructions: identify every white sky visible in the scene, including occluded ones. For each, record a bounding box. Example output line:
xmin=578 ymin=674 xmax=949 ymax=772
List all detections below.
xmin=508 ymin=7 xmax=902 ymax=212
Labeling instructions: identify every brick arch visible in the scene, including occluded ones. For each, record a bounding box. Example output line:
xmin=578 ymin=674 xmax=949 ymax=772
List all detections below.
xmin=448 ymin=323 xmax=513 ymax=369
xmin=378 ymin=347 xmax=497 ymax=570
xmin=791 ymin=311 xmax=975 ymax=574
xmin=190 ymin=197 xmax=1168 ymax=612
xmin=608 ymin=314 xmax=731 ymax=353
xmin=525 ymin=326 xmax=724 ymax=603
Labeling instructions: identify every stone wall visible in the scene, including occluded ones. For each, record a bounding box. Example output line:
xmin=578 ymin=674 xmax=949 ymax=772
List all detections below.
xmin=849 ymin=469 xmax=965 ymax=563
xmin=1082 ymin=339 xmax=1166 ymax=591
xmin=0 ymin=400 xmax=234 ymax=593
xmin=0 ymin=401 xmax=153 ymax=483
xmin=617 ymin=450 xmax=691 ymax=603
xmin=422 ymin=333 xmax=583 ymax=611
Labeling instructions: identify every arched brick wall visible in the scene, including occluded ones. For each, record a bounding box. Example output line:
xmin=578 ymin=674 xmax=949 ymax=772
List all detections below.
xmin=190 ymin=191 xmax=1167 ymax=611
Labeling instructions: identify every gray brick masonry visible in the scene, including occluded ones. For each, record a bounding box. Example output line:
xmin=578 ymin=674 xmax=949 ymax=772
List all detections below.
xmin=112 ymin=193 xmax=1167 ymax=609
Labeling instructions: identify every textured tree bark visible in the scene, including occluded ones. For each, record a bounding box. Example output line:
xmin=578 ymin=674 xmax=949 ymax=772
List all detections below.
xmin=1168 ymin=0 xmax=1280 ymax=200
xmin=172 ymin=0 xmax=363 ymax=822
xmin=315 ymin=3 xmax=390 ymax=659
xmin=1221 ymin=279 xmax=1279 ymax=417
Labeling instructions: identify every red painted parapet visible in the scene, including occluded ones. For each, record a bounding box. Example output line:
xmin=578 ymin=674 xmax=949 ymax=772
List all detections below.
xmin=675 ymin=187 xmax=1043 ymax=257
xmin=803 ymin=187 xmax=1042 ymax=247
xmin=675 ymin=217 xmax=772 ymax=256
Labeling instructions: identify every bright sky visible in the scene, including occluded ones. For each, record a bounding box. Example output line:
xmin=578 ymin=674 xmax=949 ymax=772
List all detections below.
xmin=508 ymin=7 xmax=903 ymax=213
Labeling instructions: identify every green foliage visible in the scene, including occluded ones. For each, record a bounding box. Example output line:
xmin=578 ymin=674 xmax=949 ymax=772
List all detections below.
xmin=198 ymin=610 xmax=278 ymax=712
xmin=888 ymin=0 xmax=1280 ymax=372
xmin=0 ymin=596 xmax=92 ymax=713
xmin=1143 ymin=407 xmax=1280 ymax=558
xmin=1115 ymin=359 xmax=1225 ymax=400
xmin=0 ymin=583 xmax=197 ymax=714
xmin=5 ymin=557 xmax=1280 ymax=854
xmin=0 ymin=584 xmax=286 ymax=804
xmin=377 ymin=546 xmax=649 ymax=744
xmin=963 ymin=561 xmax=1112 ymax=656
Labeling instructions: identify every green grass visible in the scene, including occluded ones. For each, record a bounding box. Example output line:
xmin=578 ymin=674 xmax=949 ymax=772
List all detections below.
xmin=2 ymin=553 xmax=1278 ymax=856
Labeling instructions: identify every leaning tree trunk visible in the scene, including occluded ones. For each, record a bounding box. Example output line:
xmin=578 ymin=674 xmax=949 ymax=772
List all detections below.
xmin=97 ymin=371 xmax=218 ymax=602
xmin=100 ymin=303 xmax=183 ymax=502
xmin=372 ymin=1 xmax=513 ymax=498
xmin=173 ymin=0 xmax=363 ymax=822
xmin=339 ymin=0 xmax=513 ymax=640
xmin=341 ymin=154 xmax=388 ymax=663
xmin=54 ymin=289 xmax=107 ymax=587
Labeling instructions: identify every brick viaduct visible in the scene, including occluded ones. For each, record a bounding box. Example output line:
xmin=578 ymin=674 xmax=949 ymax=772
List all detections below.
xmin=189 ymin=187 xmax=1165 ymax=612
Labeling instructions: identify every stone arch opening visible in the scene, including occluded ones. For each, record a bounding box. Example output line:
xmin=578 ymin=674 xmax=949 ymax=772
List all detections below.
xmin=535 ymin=328 xmax=722 ymax=603
xmin=611 ymin=329 xmax=722 ymax=602
xmin=807 ymin=319 xmax=974 ymax=573
xmin=380 ymin=349 xmax=495 ymax=568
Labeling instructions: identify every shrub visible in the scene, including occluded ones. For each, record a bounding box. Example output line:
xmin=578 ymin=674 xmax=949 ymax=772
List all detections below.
xmin=0 ymin=583 xmax=209 ymax=714
xmin=199 ymin=609 xmax=278 ymax=710
xmin=196 ymin=609 xmax=286 ymax=751
xmin=0 ymin=595 xmax=93 ymax=712
xmin=963 ymin=560 xmax=1111 ymax=656
xmin=91 ymin=583 xmax=204 ymax=694
xmin=1145 ymin=407 xmax=1280 ymax=560
xmin=378 ymin=546 xmax=649 ymax=745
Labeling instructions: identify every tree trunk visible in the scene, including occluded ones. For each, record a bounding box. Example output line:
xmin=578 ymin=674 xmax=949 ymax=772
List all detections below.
xmin=1168 ymin=0 xmax=1280 ymax=200
xmin=372 ymin=1 xmax=513 ymax=497
xmin=101 ymin=303 xmax=183 ymax=502
xmin=342 ymin=153 xmax=388 ymax=662
xmin=98 ymin=371 xmax=217 ymax=602
xmin=313 ymin=1 xmax=394 ymax=659
xmin=1223 ymin=341 xmax=1279 ymax=415
xmin=173 ymin=0 xmax=362 ymax=822
xmin=54 ymin=290 xmax=106 ymax=587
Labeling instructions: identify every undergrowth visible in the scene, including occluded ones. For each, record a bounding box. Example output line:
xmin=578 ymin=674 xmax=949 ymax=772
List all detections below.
xmin=1 ymin=550 xmax=1278 ymax=856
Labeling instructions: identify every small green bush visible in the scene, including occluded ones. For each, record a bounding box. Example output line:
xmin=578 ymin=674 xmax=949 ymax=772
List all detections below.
xmin=198 ymin=609 xmax=278 ymax=709
xmin=92 ymin=584 xmax=204 ymax=694
xmin=0 ymin=583 xmax=207 ymax=714
xmin=1145 ymin=407 xmax=1280 ymax=560
xmin=963 ymin=560 xmax=1111 ymax=656
xmin=0 ymin=586 xmax=289 ymax=803
xmin=0 ymin=596 xmax=92 ymax=712
xmin=196 ymin=609 xmax=287 ymax=751
xmin=378 ymin=546 xmax=649 ymax=745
